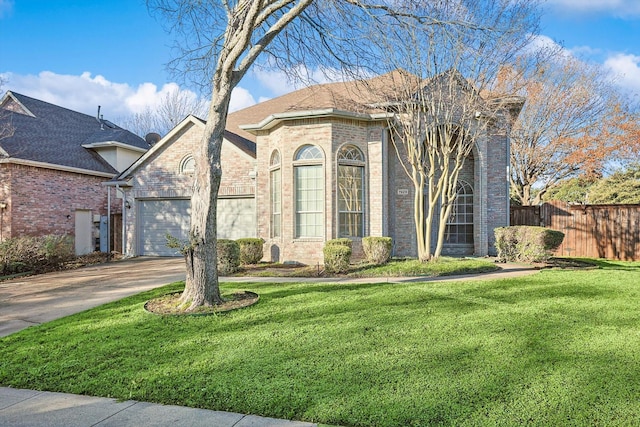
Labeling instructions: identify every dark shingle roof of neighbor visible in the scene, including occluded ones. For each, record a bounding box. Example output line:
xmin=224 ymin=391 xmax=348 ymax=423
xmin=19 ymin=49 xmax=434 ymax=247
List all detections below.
xmin=0 ymin=91 xmax=148 ymax=174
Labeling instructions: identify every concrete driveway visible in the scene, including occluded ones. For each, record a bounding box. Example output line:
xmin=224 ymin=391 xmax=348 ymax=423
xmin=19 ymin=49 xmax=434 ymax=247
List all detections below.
xmin=0 ymin=257 xmax=185 ymax=337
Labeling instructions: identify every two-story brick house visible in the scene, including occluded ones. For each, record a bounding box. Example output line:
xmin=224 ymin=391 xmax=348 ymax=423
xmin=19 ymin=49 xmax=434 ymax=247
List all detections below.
xmin=0 ymin=91 xmax=148 ymax=254
xmin=118 ymin=70 xmax=519 ymax=263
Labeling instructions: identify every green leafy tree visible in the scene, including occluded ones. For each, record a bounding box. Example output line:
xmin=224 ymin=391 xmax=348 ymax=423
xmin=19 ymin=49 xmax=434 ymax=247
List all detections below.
xmin=587 ymin=165 xmax=640 ymax=204
xmin=543 ymin=176 xmax=597 ymax=204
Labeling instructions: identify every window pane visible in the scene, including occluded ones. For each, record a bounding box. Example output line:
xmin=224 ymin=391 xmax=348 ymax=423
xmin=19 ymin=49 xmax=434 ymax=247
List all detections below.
xmin=445 ymin=181 xmax=473 ymax=244
xmin=338 ymin=145 xmax=364 ymax=162
xmin=270 ymin=168 xmax=281 ymax=237
xmin=295 ymin=165 xmax=323 ymax=237
xmin=295 ymin=145 xmax=323 ymax=161
xmin=338 ymin=164 xmax=364 ymax=237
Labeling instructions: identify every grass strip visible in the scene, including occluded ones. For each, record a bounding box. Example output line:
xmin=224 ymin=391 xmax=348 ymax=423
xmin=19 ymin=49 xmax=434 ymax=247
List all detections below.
xmin=1 ymin=260 xmax=639 ymax=426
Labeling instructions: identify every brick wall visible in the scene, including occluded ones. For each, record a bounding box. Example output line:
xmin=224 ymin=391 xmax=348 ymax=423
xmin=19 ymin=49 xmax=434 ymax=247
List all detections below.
xmin=123 ymin=119 xmax=256 ymax=255
xmin=254 ymin=114 xmax=510 ymax=265
xmin=257 ymin=117 xmax=383 ymax=265
xmin=0 ymin=165 xmax=11 ymax=241
xmin=1 ymin=162 xmax=116 ymax=240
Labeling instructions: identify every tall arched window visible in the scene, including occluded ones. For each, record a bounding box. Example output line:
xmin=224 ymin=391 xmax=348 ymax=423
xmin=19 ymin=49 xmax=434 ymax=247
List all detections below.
xmin=269 ymin=150 xmax=281 ymax=238
xmin=294 ymin=145 xmax=324 ymax=238
xmin=445 ymin=181 xmax=474 ymax=244
xmin=337 ymin=145 xmax=365 ymax=237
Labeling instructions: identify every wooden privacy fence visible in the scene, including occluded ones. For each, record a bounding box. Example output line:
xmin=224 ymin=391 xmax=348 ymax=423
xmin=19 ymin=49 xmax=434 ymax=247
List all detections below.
xmin=510 ymin=201 xmax=640 ymax=261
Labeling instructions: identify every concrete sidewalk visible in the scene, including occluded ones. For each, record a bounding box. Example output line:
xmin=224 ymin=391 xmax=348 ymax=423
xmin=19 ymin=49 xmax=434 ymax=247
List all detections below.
xmin=0 ymin=388 xmax=317 ymax=427
xmin=0 ymin=257 xmax=537 ymax=427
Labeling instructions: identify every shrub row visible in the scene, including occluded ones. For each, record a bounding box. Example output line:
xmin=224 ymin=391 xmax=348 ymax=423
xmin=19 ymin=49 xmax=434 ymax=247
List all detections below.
xmin=323 ymin=236 xmax=393 ymax=273
xmin=0 ymin=235 xmax=75 ymax=276
xmin=217 ymin=238 xmax=265 ymax=275
xmin=494 ymin=226 xmax=564 ymax=263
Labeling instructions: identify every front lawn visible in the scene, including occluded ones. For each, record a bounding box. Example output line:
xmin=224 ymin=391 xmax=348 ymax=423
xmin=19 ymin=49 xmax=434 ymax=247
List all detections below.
xmin=236 ymin=256 xmax=499 ymax=278
xmin=1 ymin=261 xmax=640 ymax=426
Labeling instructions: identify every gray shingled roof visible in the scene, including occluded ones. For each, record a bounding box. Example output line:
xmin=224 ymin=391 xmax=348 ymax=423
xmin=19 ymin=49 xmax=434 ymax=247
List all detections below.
xmin=0 ymin=91 xmax=148 ymax=174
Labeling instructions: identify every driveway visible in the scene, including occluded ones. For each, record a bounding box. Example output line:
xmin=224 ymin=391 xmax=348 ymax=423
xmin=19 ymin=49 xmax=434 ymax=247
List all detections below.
xmin=0 ymin=257 xmax=185 ymax=337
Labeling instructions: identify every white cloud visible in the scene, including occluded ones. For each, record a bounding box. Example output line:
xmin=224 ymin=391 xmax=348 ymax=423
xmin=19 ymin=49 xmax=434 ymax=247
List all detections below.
xmin=0 ymin=71 xmax=258 ymax=122
xmin=0 ymin=0 xmax=13 ymax=19
xmin=546 ymin=0 xmax=640 ymax=16
xmin=229 ymin=87 xmax=257 ymax=112
xmin=604 ymin=53 xmax=640 ymax=94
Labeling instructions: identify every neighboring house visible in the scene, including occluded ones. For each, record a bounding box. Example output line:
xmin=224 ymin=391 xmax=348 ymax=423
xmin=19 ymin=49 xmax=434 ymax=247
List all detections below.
xmin=118 ymin=70 xmax=519 ymax=263
xmin=113 ymin=115 xmax=257 ymax=256
xmin=0 ymin=91 xmax=148 ymax=254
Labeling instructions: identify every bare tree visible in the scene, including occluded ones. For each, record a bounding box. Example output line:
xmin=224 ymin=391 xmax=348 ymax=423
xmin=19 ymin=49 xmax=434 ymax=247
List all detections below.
xmin=0 ymin=77 xmax=15 ymax=143
xmin=363 ymin=1 xmax=538 ymax=260
xmin=495 ymin=47 xmax=640 ymax=206
xmin=118 ymin=86 xmax=208 ymax=137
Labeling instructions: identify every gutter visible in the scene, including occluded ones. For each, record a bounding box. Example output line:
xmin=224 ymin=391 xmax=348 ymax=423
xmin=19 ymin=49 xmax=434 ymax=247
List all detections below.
xmin=0 ymin=158 xmax=116 ymax=178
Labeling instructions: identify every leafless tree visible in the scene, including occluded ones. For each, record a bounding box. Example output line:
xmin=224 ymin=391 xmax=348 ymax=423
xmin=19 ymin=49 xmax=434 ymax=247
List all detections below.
xmin=0 ymin=77 xmax=15 ymax=143
xmin=118 ymin=86 xmax=208 ymax=137
xmin=362 ymin=1 xmax=539 ymax=260
xmin=494 ymin=47 xmax=640 ymax=206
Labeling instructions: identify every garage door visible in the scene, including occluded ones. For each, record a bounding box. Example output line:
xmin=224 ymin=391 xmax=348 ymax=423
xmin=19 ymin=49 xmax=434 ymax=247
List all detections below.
xmin=138 ymin=198 xmax=255 ymax=256
xmin=139 ymin=199 xmax=191 ymax=256
xmin=218 ymin=198 xmax=256 ymax=240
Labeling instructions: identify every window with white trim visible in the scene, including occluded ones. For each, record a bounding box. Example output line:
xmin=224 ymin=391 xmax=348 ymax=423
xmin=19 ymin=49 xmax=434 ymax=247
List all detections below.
xmin=270 ymin=150 xmax=281 ymax=238
xmin=445 ymin=181 xmax=474 ymax=244
xmin=337 ymin=145 xmax=365 ymax=237
xmin=179 ymin=155 xmax=195 ymax=174
xmin=294 ymin=145 xmax=324 ymax=238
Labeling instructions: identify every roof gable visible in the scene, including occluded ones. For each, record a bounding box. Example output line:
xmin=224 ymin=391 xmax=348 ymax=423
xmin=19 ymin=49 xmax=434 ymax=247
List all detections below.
xmin=0 ymin=91 xmax=148 ymax=175
xmin=116 ymin=114 xmax=256 ymax=181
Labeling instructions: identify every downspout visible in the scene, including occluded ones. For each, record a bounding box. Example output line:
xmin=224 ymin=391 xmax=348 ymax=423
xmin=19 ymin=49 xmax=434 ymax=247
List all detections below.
xmin=117 ymin=184 xmax=126 ymax=255
xmin=506 ymin=118 xmax=511 ymax=227
xmin=107 ymin=187 xmax=111 ymax=254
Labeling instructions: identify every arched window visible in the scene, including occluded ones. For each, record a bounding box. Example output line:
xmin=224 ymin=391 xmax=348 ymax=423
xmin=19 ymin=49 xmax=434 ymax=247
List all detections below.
xmin=337 ymin=145 xmax=365 ymax=237
xmin=445 ymin=181 xmax=474 ymax=244
xmin=179 ymin=155 xmax=195 ymax=175
xmin=269 ymin=150 xmax=281 ymax=238
xmin=294 ymin=145 xmax=324 ymax=238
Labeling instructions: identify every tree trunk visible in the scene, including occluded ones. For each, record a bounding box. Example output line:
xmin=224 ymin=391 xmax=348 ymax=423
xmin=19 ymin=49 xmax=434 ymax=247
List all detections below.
xmin=179 ymin=72 xmax=234 ymax=310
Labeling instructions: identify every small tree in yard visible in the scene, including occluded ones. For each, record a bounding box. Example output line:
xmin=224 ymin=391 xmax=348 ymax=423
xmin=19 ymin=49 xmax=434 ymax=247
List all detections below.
xmin=365 ymin=1 xmax=539 ymax=261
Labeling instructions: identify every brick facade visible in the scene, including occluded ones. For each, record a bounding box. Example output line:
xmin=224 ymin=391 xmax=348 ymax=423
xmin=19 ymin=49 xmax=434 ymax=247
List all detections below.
xmin=120 ymin=117 xmax=256 ymax=255
xmin=255 ymin=115 xmax=510 ymax=265
xmin=0 ymin=162 xmax=119 ymax=243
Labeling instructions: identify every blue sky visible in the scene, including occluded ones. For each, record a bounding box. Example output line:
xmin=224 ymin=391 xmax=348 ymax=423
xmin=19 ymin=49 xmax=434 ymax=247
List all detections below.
xmin=1 ymin=0 xmax=639 ymax=122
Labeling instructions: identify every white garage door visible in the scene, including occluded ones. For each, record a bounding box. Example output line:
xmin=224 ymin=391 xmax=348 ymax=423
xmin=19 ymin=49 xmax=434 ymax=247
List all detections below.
xmin=138 ymin=198 xmax=255 ymax=256
xmin=218 ymin=198 xmax=256 ymax=240
xmin=139 ymin=199 xmax=191 ymax=256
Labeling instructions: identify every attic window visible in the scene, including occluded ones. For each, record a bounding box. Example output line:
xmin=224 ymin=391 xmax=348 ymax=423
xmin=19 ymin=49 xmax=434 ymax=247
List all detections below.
xmin=180 ymin=155 xmax=195 ymax=174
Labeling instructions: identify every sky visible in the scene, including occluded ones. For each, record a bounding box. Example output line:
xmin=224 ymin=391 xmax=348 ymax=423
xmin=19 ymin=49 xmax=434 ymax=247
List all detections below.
xmin=1 ymin=0 xmax=639 ymax=127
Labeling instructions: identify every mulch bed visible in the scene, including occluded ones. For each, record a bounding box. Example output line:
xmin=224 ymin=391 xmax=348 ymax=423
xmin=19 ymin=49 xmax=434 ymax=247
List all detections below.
xmin=144 ymin=291 xmax=259 ymax=316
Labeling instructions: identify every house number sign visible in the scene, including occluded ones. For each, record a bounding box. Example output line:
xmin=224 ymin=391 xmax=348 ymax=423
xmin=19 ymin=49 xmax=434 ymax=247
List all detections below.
xmin=397 ymin=189 xmax=409 ymax=195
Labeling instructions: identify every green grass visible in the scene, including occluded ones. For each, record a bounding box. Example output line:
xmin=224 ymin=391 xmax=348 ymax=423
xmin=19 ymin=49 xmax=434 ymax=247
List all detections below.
xmin=347 ymin=257 xmax=499 ymax=277
xmin=2 ymin=261 xmax=640 ymax=426
xmin=237 ymin=256 xmax=498 ymax=278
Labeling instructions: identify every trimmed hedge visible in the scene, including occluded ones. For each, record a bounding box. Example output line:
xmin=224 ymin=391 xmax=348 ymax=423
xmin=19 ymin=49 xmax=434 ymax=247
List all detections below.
xmin=324 ymin=238 xmax=353 ymax=249
xmin=362 ymin=236 xmax=392 ymax=265
xmin=217 ymin=239 xmax=240 ymax=275
xmin=495 ymin=226 xmax=564 ymax=263
xmin=0 ymin=234 xmax=75 ymax=275
xmin=236 ymin=238 xmax=265 ymax=265
xmin=323 ymin=239 xmax=352 ymax=273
